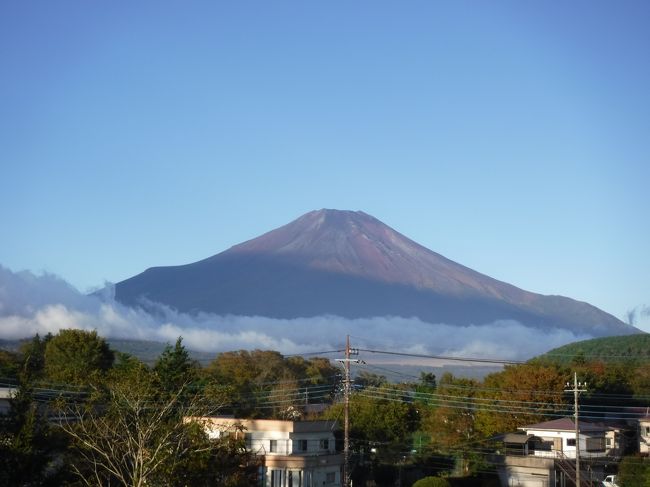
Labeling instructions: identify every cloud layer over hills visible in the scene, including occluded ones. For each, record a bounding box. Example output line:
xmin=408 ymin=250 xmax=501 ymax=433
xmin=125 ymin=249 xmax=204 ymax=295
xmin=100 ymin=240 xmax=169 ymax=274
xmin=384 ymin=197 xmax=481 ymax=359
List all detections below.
xmin=0 ymin=265 xmax=591 ymax=361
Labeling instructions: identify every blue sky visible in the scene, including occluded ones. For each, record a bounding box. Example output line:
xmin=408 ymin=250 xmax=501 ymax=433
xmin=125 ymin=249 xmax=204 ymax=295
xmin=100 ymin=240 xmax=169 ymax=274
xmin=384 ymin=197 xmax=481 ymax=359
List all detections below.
xmin=1 ymin=1 xmax=649 ymax=330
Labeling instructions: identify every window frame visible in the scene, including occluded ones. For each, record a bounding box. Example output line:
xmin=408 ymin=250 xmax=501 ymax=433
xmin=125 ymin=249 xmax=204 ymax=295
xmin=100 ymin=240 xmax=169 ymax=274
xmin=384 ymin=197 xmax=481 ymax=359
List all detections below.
xmin=295 ymin=439 xmax=308 ymax=452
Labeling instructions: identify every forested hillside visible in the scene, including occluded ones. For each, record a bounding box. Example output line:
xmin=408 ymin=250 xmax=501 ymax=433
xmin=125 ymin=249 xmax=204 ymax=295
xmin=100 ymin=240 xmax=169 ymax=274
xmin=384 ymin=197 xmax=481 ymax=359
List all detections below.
xmin=538 ymin=334 xmax=650 ymax=365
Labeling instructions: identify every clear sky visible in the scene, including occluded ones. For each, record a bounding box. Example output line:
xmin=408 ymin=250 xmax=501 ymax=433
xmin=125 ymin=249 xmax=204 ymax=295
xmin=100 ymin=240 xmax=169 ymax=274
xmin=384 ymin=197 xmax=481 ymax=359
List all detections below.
xmin=1 ymin=1 xmax=649 ymax=330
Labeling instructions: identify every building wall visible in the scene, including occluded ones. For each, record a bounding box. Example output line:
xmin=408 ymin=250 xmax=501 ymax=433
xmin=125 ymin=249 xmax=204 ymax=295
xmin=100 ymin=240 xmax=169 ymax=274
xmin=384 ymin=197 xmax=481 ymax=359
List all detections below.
xmin=264 ymin=466 xmax=340 ymax=487
xmin=0 ymin=387 xmax=17 ymax=415
xmin=640 ymin=420 xmax=650 ymax=454
xmin=497 ymin=456 xmax=555 ymax=487
xmin=195 ymin=417 xmax=342 ymax=487
xmin=524 ymin=429 xmax=607 ymax=459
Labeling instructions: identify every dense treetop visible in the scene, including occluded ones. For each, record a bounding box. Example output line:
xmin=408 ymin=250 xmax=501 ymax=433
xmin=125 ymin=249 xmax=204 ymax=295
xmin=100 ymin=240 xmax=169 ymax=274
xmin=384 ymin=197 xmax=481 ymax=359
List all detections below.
xmin=538 ymin=334 xmax=650 ymax=365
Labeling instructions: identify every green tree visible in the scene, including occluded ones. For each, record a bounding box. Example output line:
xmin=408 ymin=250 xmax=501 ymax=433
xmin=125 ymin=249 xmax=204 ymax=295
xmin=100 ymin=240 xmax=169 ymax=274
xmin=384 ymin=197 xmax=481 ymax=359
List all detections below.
xmin=205 ymin=351 xmax=341 ymax=419
xmin=44 ymin=329 xmax=114 ymax=385
xmin=631 ymin=362 xmax=650 ymax=399
xmin=576 ymin=361 xmax=635 ymax=407
xmin=174 ymin=423 xmax=258 ymax=487
xmin=412 ymin=477 xmax=451 ymax=487
xmin=302 ymin=356 xmax=340 ymax=385
xmin=18 ymin=333 xmax=52 ymax=380
xmin=0 ymin=349 xmax=20 ymax=379
xmin=618 ymin=455 xmax=650 ymax=486
xmin=285 ymin=356 xmax=339 ymax=387
xmin=205 ymin=350 xmax=267 ymax=416
xmin=356 ymin=371 xmax=388 ymax=388
xmin=205 ymin=349 xmax=306 ymax=417
xmin=154 ymin=337 xmax=198 ymax=397
xmin=420 ymin=373 xmax=479 ymax=475
xmin=419 ymin=372 xmax=437 ymax=389
xmin=324 ymin=385 xmax=418 ymax=461
xmin=58 ymin=361 xmax=230 ymax=487
xmin=0 ymin=382 xmax=69 ymax=486
xmin=283 ymin=355 xmax=340 ymax=410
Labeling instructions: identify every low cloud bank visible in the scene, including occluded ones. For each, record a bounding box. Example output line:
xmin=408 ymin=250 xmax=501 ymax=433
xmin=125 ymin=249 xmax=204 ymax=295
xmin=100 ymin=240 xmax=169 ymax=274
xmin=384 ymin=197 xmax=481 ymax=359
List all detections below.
xmin=0 ymin=265 xmax=591 ymax=361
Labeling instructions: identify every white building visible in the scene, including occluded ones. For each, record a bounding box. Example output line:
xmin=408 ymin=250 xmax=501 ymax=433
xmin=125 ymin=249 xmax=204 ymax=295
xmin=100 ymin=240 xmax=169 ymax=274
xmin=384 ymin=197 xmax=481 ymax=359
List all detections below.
xmin=193 ymin=417 xmax=343 ymax=487
xmin=497 ymin=417 xmax=623 ymax=487
xmin=518 ymin=417 xmax=622 ymax=460
xmin=635 ymin=410 xmax=650 ymax=454
xmin=0 ymin=386 xmax=18 ymax=415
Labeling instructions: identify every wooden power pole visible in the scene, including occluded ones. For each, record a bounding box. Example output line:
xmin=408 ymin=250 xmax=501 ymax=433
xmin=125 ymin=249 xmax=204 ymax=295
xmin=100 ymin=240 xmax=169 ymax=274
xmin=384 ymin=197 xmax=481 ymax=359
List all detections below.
xmin=565 ymin=372 xmax=587 ymax=486
xmin=338 ymin=335 xmax=358 ymax=487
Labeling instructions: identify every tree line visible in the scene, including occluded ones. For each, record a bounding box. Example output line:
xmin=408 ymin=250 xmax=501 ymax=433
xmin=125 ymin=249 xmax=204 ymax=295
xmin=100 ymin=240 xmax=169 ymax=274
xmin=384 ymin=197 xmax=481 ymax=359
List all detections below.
xmin=2 ymin=329 xmax=650 ymax=486
xmin=0 ymin=330 xmax=338 ymax=486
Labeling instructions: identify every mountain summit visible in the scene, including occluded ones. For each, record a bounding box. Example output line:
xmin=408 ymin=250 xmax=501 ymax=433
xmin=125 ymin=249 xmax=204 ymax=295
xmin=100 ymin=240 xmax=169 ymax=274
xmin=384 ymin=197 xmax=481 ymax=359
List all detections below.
xmin=115 ymin=209 xmax=635 ymax=336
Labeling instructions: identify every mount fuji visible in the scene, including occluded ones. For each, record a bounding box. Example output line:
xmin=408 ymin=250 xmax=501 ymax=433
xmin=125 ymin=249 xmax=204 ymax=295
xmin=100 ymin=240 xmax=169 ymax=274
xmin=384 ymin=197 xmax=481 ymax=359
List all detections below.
xmin=114 ymin=209 xmax=636 ymax=337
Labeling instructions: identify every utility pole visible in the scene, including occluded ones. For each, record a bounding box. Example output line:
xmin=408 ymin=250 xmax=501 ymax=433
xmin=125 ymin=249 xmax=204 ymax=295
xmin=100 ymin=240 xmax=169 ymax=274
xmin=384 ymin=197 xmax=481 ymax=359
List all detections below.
xmin=337 ymin=335 xmax=359 ymax=487
xmin=565 ymin=372 xmax=587 ymax=486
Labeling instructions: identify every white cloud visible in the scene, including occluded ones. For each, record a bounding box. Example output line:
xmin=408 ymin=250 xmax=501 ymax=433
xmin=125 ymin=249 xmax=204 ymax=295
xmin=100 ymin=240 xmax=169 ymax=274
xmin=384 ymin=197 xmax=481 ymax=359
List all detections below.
xmin=0 ymin=265 xmax=591 ymax=361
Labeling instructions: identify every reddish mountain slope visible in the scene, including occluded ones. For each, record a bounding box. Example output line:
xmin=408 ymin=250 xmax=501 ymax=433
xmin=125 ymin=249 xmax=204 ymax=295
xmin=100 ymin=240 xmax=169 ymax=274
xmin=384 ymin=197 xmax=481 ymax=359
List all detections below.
xmin=114 ymin=209 xmax=636 ymax=336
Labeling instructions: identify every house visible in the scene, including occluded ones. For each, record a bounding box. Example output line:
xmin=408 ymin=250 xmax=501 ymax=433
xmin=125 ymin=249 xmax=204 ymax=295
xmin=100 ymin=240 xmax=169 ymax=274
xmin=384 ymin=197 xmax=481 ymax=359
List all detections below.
xmin=520 ymin=417 xmax=623 ymax=460
xmin=496 ymin=417 xmax=624 ymax=487
xmin=627 ymin=407 xmax=650 ymax=454
xmin=639 ymin=415 xmax=650 ymax=454
xmin=0 ymin=386 xmax=18 ymax=415
xmin=192 ymin=416 xmax=343 ymax=487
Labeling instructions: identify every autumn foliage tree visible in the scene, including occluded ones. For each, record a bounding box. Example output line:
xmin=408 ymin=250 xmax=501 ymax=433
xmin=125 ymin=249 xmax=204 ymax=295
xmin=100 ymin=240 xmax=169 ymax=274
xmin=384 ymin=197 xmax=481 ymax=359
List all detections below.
xmin=474 ymin=363 xmax=566 ymax=438
xmin=205 ymin=350 xmax=339 ymax=418
xmin=420 ymin=373 xmax=479 ymax=475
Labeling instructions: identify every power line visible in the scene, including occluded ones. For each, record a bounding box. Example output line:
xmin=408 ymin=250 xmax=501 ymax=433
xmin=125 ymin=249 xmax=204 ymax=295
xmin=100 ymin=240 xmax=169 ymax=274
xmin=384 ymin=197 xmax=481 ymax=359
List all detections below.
xmin=357 ymin=348 xmax=524 ymax=365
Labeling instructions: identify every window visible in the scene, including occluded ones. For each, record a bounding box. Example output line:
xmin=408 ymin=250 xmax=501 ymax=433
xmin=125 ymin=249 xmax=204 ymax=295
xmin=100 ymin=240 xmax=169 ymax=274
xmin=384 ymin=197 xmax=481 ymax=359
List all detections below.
xmin=244 ymin=433 xmax=252 ymax=449
xmin=271 ymin=470 xmax=283 ymax=487
xmin=288 ymin=471 xmax=302 ymax=487
xmin=586 ymin=437 xmax=605 ymax=452
xmin=320 ymin=439 xmax=329 ymax=450
xmin=296 ymin=439 xmax=308 ymax=452
xmin=325 ymin=472 xmax=336 ymax=484
xmin=531 ymin=439 xmax=553 ymax=452
xmin=645 ymin=426 xmax=650 ymax=436
xmin=269 ymin=440 xmax=277 ymax=453
xmin=566 ymin=438 xmax=576 ymax=447
xmin=606 ymin=438 xmax=612 ymax=447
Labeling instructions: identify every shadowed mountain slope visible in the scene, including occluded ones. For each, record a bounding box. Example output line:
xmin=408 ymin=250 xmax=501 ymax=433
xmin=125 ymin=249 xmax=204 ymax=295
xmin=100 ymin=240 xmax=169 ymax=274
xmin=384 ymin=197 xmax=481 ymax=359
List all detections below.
xmin=114 ymin=210 xmax=636 ymax=336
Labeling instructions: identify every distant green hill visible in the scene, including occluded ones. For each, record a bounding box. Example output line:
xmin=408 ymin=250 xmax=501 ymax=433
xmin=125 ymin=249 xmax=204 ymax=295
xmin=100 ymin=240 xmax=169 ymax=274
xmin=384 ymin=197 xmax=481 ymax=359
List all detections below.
xmin=0 ymin=337 xmax=217 ymax=366
xmin=108 ymin=339 xmax=218 ymax=366
xmin=536 ymin=334 xmax=650 ymax=365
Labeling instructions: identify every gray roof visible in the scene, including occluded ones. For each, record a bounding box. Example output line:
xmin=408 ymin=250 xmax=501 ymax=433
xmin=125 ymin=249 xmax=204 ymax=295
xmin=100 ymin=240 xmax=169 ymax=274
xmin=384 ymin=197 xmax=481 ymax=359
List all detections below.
xmin=503 ymin=433 xmax=533 ymax=444
xmin=520 ymin=417 xmax=606 ymax=433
